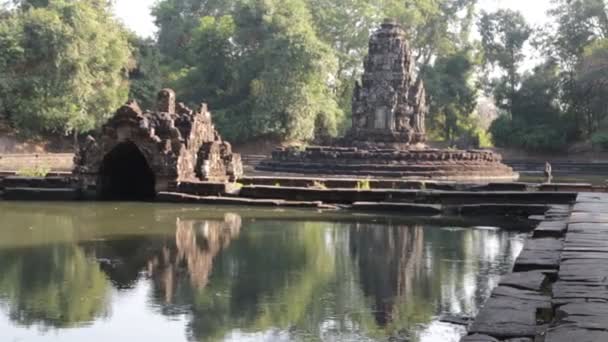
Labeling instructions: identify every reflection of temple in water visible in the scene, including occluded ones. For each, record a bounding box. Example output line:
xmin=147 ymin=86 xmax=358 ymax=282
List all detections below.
xmin=90 ymin=213 xmax=242 ymax=303
xmin=147 ymin=213 xmax=242 ymax=302
xmin=349 ymin=224 xmax=425 ymax=326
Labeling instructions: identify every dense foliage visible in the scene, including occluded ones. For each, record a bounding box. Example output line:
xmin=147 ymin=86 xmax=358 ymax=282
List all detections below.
xmin=487 ymin=0 xmax=608 ymax=152
xmin=1 ymin=0 xmax=608 ymax=151
xmin=0 ymin=0 xmax=132 ymax=136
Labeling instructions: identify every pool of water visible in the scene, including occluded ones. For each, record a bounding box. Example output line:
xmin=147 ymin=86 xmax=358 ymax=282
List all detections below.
xmin=0 ymin=202 xmax=526 ymax=342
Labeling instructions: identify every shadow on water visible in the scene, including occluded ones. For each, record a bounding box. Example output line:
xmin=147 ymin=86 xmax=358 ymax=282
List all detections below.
xmin=0 ymin=203 xmax=525 ymax=341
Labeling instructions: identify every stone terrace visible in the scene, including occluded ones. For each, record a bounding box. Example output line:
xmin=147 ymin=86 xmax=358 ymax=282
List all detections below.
xmin=462 ymin=193 xmax=608 ymax=342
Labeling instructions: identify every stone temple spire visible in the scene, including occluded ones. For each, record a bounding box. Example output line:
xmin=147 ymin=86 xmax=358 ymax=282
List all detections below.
xmin=348 ymin=19 xmax=428 ymax=149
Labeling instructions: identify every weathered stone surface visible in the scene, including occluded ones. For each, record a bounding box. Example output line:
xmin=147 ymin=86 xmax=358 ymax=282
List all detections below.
xmin=171 ymin=181 xmax=233 ymax=197
xmin=351 ymin=202 xmax=442 ymax=215
xmin=545 ymin=323 xmax=608 ymax=342
xmin=347 ymin=19 xmax=427 ymax=148
xmin=467 ymin=192 xmax=608 ymax=340
xmin=3 ymin=187 xmax=80 ymax=201
xmin=533 ymin=220 xmax=568 ymax=238
xmin=468 ymin=286 xmax=550 ymax=338
xmin=569 ymin=212 xmax=608 ymax=224
xmin=556 ymin=302 xmax=608 ymax=326
xmin=513 ymin=238 xmax=563 ymax=271
xmin=573 ymin=202 xmax=608 ymax=213
xmin=539 ymin=183 xmax=594 ymax=192
xmin=156 ymin=192 xmax=333 ymax=209
xmin=2 ymin=176 xmax=74 ymax=189
xmin=577 ymin=193 xmax=608 ymax=203
xmin=74 ymin=89 xmax=242 ymax=197
xmin=461 ymin=334 xmax=499 ymax=342
xmin=260 ymin=147 xmax=517 ymax=180
xmin=553 ymin=282 xmax=608 ymax=302
xmin=460 ymin=204 xmax=549 ymax=216
xmin=499 ymin=270 xmax=549 ymax=292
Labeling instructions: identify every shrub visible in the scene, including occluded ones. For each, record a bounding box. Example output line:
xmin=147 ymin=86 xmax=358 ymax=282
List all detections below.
xmin=591 ymin=132 xmax=608 ymax=150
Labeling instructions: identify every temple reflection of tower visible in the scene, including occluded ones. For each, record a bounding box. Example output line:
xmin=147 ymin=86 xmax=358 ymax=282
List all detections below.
xmin=350 ymin=223 xmax=425 ymax=327
xmin=146 ymin=214 xmax=242 ymax=303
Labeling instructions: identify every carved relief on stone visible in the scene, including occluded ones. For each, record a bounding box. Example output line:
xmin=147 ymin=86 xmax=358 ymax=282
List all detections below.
xmin=347 ymin=19 xmax=429 ymax=148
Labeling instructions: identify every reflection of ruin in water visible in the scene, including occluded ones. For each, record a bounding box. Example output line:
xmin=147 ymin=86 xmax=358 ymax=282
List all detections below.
xmin=350 ymin=224 xmax=425 ymax=327
xmin=146 ymin=213 xmax=242 ymax=303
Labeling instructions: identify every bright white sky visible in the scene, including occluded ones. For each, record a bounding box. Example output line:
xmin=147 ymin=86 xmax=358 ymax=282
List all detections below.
xmin=113 ymin=0 xmax=554 ymax=39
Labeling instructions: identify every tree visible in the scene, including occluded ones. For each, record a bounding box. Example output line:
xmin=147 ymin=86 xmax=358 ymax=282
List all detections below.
xmin=0 ymin=0 xmax=131 ymax=136
xmin=424 ymin=49 xmax=479 ymax=144
xmin=153 ymin=0 xmax=342 ymax=143
xmin=152 ymin=0 xmax=234 ymax=63
xmin=490 ymin=61 xmax=574 ymax=152
xmin=127 ymin=36 xmax=163 ymax=110
xmin=575 ymin=39 xmax=608 ymax=137
xmin=478 ymin=10 xmax=531 ymax=114
xmin=545 ymin=0 xmax=608 ymax=67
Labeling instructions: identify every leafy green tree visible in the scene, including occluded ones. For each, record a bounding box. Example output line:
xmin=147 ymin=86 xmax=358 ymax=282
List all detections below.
xmin=152 ymin=0 xmax=234 ymax=63
xmin=0 ymin=0 xmax=131 ymax=136
xmin=153 ymin=0 xmax=342 ymax=143
xmin=478 ymin=9 xmax=531 ymax=114
xmin=545 ymin=0 xmax=608 ymax=67
xmin=127 ymin=36 xmax=163 ymax=109
xmin=424 ymin=49 xmax=479 ymax=144
xmin=575 ymin=39 xmax=608 ymax=137
xmin=490 ymin=61 xmax=574 ymax=152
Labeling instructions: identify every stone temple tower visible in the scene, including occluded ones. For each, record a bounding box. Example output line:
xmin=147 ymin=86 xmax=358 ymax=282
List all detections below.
xmin=258 ymin=21 xmax=517 ymax=181
xmin=348 ymin=19 xmax=428 ymax=149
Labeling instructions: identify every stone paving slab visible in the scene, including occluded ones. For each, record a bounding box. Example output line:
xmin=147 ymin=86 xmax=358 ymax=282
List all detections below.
xmin=467 ymin=290 xmax=550 ymax=338
xmin=464 ymin=194 xmax=608 ymax=342
xmin=553 ymin=282 xmax=608 ymax=303
xmin=545 ymin=192 xmax=608 ymax=341
xmin=532 ymin=221 xmax=568 ymax=238
xmin=545 ymin=324 xmax=608 ymax=342
xmin=573 ymin=202 xmax=608 ymax=212
xmin=576 ymin=193 xmax=608 ymax=203
xmin=555 ymin=302 xmax=608 ymax=326
xmin=498 ymin=270 xmax=549 ymax=292
xmin=513 ymin=237 xmax=563 ymax=272
xmin=569 ymin=212 xmax=608 ymax=224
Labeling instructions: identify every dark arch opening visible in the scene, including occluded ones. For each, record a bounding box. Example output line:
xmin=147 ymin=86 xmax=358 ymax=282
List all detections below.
xmin=98 ymin=142 xmax=156 ymax=201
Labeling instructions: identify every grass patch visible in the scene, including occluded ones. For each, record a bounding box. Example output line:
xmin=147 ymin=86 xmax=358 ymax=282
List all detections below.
xmin=16 ymin=166 xmax=51 ymax=177
xmin=356 ymin=179 xmax=371 ymax=191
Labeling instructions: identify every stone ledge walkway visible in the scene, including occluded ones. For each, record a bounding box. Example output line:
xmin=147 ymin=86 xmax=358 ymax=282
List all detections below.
xmin=463 ymin=193 xmax=608 ymax=342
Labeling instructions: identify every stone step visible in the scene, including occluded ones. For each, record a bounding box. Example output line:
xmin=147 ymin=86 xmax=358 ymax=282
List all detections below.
xmin=513 ymin=237 xmax=563 ymax=272
xmin=350 ymin=202 xmax=442 ymax=215
xmin=2 ymin=187 xmax=80 ymax=201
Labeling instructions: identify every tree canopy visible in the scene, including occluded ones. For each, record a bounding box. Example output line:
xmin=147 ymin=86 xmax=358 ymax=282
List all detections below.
xmin=0 ymin=0 xmax=132 ymax=136
xmin=1 ymin=0 xmax=608 ymax=152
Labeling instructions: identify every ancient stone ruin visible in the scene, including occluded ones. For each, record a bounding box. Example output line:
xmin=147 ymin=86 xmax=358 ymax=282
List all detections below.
xmin=259 ymin=20 xmax=516 ymax=180
xmin=74 ymin=89 xmax=242 ymax=200
xmin=348 ymin=19 xmax=427 ymax=149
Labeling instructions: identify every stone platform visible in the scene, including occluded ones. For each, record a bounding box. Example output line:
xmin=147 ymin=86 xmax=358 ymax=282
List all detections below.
xmin=462 ymin=193 xmax=608 ymax=341
xmin=258 ymin=146 xmax=517 ymax=180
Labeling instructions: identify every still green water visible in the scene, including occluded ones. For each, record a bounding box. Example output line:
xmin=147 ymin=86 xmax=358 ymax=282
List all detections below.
xmin=0 ymin=202 xmax=525 ymax=342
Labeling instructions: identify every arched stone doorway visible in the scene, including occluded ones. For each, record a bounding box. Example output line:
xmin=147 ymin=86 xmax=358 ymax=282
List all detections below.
xmin=98 ymin=142 xmax=156 ymax=201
